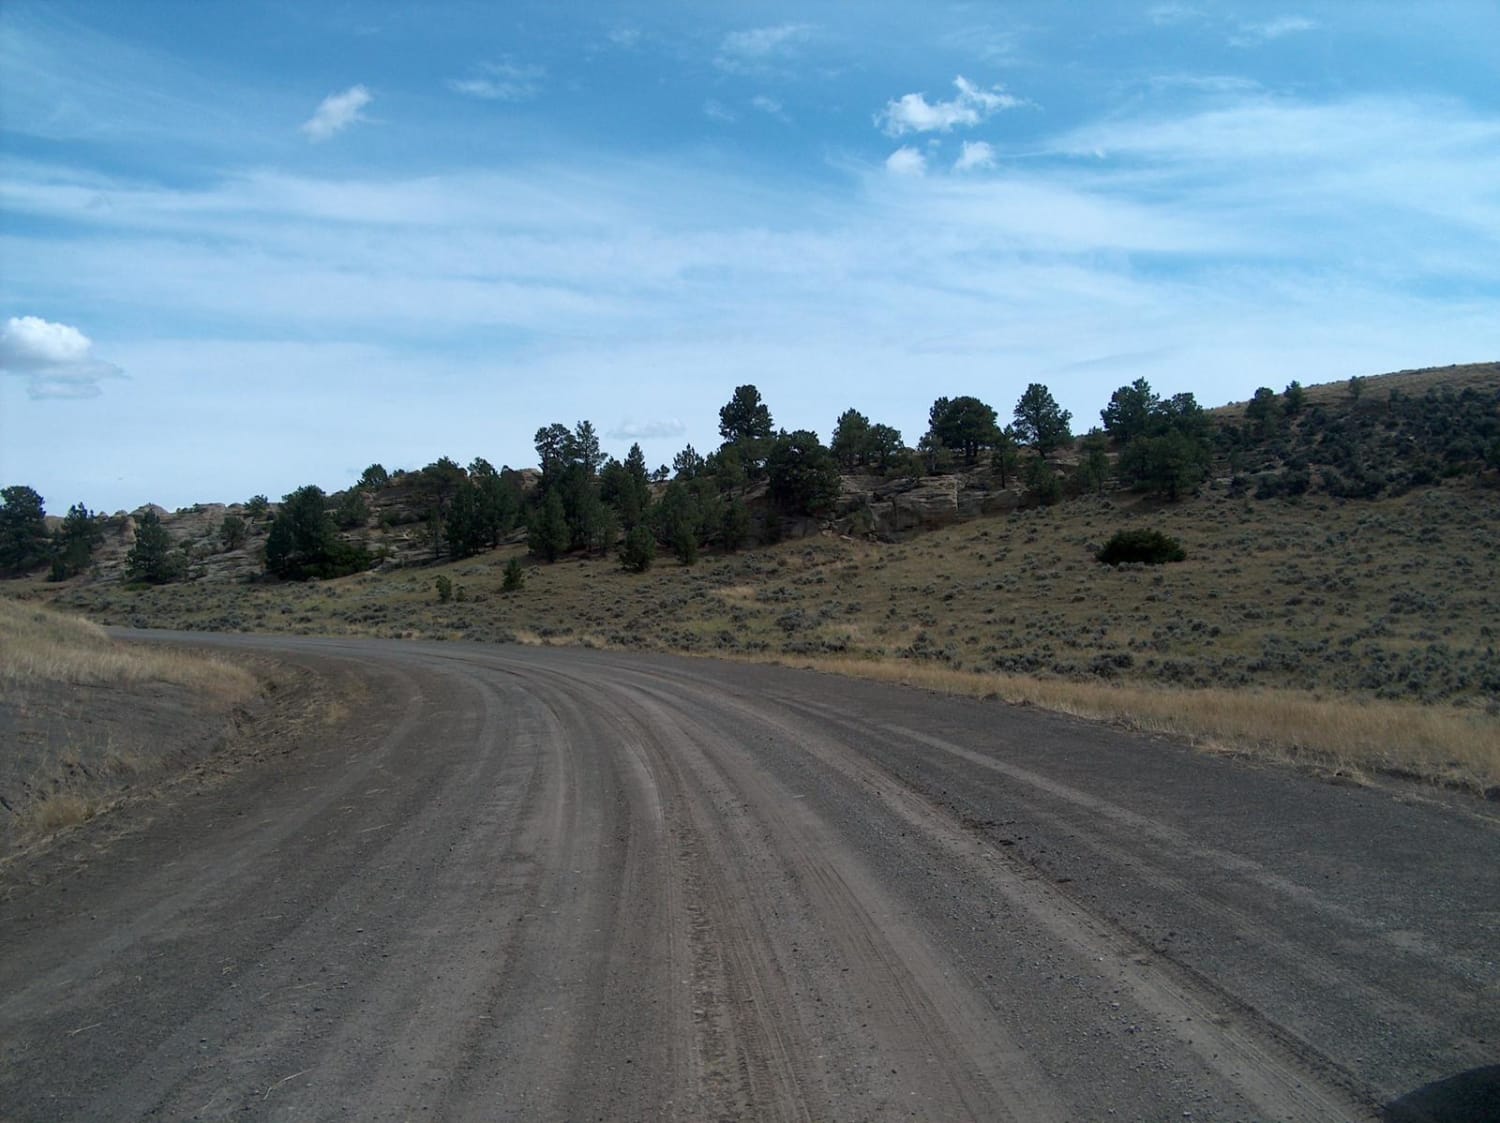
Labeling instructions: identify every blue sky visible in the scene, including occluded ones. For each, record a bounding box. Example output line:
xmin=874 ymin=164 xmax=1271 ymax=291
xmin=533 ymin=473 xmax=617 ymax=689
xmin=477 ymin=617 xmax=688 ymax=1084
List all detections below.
xmin=2 ymin=1 xmax=1498 ymax=513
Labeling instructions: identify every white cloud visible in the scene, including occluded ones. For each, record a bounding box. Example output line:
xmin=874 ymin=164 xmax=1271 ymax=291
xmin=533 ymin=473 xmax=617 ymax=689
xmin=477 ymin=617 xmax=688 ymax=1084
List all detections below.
xmin=885 ymin=146 xmax=927 ymax=176
xmin=608 ymin=418 xmax=686 ymax=440
xmin=6 ymin=90 xmax=1499 ymax=505
xmin=1231 ymin=16 xmax=1318 ymax=46
xmin=448 ymin=61 xmax=544 ymax=102
xmin=703 ymin=100 xmax=736 ymax=123
xmin=716 ymin=23 xmax=813 ymax=72
xmin=0 ymin=315 xmax=124 ymax=399
xmin=607 ymin=27 xmax=641 ymax=49
xmin=301 ymin=85 xmax=372 ymax=142
xmin=878 ymin=76 xmax=1024 ymax=136
xmin=954 ymin=141 xmax=997 ymax=172
xmin=751 ymin=95 xmax=788 ymax=121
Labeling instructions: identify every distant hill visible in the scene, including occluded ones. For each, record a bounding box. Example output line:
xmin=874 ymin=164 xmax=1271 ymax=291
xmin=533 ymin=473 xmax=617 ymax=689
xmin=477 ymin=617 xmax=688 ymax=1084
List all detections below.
xmin=5 ymin=360 xmax=1499 ymax=590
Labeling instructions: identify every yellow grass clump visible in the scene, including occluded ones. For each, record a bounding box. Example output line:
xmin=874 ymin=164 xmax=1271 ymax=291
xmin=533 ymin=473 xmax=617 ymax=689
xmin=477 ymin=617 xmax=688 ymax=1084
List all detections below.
xmin=19 ymin=791 xmax=107 ymax=835
xmin=0 ymin=599 xmax=255 ymax=702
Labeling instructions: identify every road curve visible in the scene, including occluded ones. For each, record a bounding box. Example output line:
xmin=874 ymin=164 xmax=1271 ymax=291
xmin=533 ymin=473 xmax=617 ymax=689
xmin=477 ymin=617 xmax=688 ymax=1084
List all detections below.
xmin=2 ymin=635 xmax=1497 ymax=1121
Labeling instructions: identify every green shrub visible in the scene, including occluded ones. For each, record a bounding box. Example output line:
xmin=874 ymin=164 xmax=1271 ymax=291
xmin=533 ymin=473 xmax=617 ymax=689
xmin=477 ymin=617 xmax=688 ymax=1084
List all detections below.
xmin=620 ymin=525 xmax=655 ymax=573
xmin=435 ymin=574 xmax=453 ymax=603
xmin=220 ymin=513 xmax=247 ymax=551
xmin=1097 ymin=528 xmax=1186 ymax=566
xmin=502 ymin=557 xmax=525 ymax=592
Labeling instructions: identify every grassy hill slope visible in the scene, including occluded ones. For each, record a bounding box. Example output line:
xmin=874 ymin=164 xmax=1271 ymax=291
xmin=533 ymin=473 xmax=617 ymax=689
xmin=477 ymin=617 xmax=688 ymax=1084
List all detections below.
xmin=12 ymin=361 xmax=1500 ymax=795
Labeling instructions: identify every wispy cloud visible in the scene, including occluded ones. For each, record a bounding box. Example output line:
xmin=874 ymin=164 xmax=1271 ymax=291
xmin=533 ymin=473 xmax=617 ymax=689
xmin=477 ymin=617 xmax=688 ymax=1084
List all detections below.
xmin=448 ymin=60 xmax=544 ymax=102
xmin=954 ymin=141 xmax=997 ymax=172
xmin=715 ymin=23 xmax=813 ymax=73
xmin=937 ymin=25 xmax=1023 ymax=63
xmin=703 ymin=100 xmax=736 ymax=123
xmin=1144 ymin=74 xmax=1263 ymax=97
xmin=1147 ymin=3 xmax=1202 ymax=26
xmin=751 ymin=95 xmax=789 ymax=122
xmin=885 ymin=146 xmax=926 ymax=176
xmin=608 ymin=418 xmax=686 ymax=440
xmin=301 ymin=85 xmax=372 ymax=141
xmin=6 ymin=87 xmax=1498 ymax=506
xmin=0 ymin=315 xmax=124 ymax=399
xmin=878 ymin=76 xmax=1024 ymax=136
xmin=1231 ymin=15 xmax=1318 ymax=46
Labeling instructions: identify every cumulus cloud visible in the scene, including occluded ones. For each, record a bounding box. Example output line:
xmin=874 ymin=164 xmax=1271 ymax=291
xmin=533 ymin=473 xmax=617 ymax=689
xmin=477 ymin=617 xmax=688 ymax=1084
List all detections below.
xmin=301 ymin=85 xmax=372 ymax=141
xmin=448 ymin=60 xmax=545 ymax=101
xmin=716 ymin=23 xmax=812 ymax=72
xmin=954 ymin=141 xmax=997 ymax=171
xmin=607 ymin=418 xmax=686 ymax=440
xmin=878 ymin=76 xmax=1024 ymax=136
xmin=1231 ymin=16 xmax=1318 ymax=46
xmin=885 ymin=146 xmax=926 ymax=176
xmin=0 ymin=315 xmax=124 ymax=399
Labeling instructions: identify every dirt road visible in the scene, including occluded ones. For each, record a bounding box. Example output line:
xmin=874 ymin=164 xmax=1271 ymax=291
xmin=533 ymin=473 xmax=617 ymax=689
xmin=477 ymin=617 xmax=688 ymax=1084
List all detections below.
xmin=2 ymin=635 xmax=1496 ymax=1121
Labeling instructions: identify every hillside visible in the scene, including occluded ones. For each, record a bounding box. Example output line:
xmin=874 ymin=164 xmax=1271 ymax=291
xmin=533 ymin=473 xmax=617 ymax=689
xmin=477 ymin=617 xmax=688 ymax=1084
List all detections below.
xmin=19 ymin=360 xmax=1500 ymax=586
xmin=8 ymin=361 xmax=1500 ymax=793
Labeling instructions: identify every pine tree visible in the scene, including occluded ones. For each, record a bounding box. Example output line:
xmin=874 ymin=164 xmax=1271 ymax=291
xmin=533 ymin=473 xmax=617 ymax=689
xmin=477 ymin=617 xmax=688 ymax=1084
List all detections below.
xmin=0 ymin=485 xmax=49 ymax=575
xmin=127 ymin=510 xmax=184 ymax=584
xmin=1013 ymin=383 xmax=1073 ymax=457
xmin=528 ymin=489 xmax=569 ymax=562
xmin=48 ymin=502 xmax=102 ymax=580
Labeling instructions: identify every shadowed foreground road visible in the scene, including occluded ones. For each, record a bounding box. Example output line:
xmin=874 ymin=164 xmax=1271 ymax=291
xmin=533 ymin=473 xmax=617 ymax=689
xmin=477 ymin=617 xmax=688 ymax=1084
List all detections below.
xmin=2 ymin=636 xmax=1497 ymax=1121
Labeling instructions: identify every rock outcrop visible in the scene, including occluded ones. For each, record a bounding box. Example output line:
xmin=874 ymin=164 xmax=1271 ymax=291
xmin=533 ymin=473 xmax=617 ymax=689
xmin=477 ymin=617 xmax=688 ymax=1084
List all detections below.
xmin=835 ymin=472 xmax=1018 ymax=539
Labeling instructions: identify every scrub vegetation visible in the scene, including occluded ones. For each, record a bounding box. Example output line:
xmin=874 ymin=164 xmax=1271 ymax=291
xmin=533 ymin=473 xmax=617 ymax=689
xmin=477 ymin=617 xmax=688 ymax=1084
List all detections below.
xmin=7 ymin=361 xmax=1500 ymax=796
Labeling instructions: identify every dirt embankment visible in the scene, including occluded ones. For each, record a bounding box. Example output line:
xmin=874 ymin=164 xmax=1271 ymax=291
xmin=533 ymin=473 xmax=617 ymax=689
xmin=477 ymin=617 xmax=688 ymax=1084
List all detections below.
xmin=0 ymin=600 xmax=341 ymax=871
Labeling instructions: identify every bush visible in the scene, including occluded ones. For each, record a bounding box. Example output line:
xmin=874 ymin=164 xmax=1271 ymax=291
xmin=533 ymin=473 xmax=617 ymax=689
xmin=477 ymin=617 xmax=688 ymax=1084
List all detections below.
xmin=620 ymin=525 xmax=655 ymax=573
xmin=502 ymin=556 xmax=525 ymax=592
xmin=220 ymin=514 xmax=248 ymax=551
xmin=1097 ymin=529 xmax=1186 ymax=566
xmin=334 ymin=489 xmax=369 ymax=530
xmin=435 ymin=574 xmax=453 ymax=603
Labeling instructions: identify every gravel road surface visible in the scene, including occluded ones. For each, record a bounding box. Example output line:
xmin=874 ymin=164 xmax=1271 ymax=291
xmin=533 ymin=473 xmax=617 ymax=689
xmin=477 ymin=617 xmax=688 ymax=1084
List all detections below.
xmin=2 ymin=635 xmax=1497 ymax=1121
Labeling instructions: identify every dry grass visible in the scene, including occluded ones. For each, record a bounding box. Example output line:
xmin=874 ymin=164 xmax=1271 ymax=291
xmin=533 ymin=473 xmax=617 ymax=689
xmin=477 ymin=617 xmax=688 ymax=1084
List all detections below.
xmin=18 ymin=791 xmax=107 ymax=835
xmin=0 ymin=599 xmax=254 ymax=702
xmin=778 ymin=656 xmax=1500 ymax=793
xmin=47 ymin=485 xmax=1500 ymax=794
xmin=42 ymin=391 xmax=1500 ymax=797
